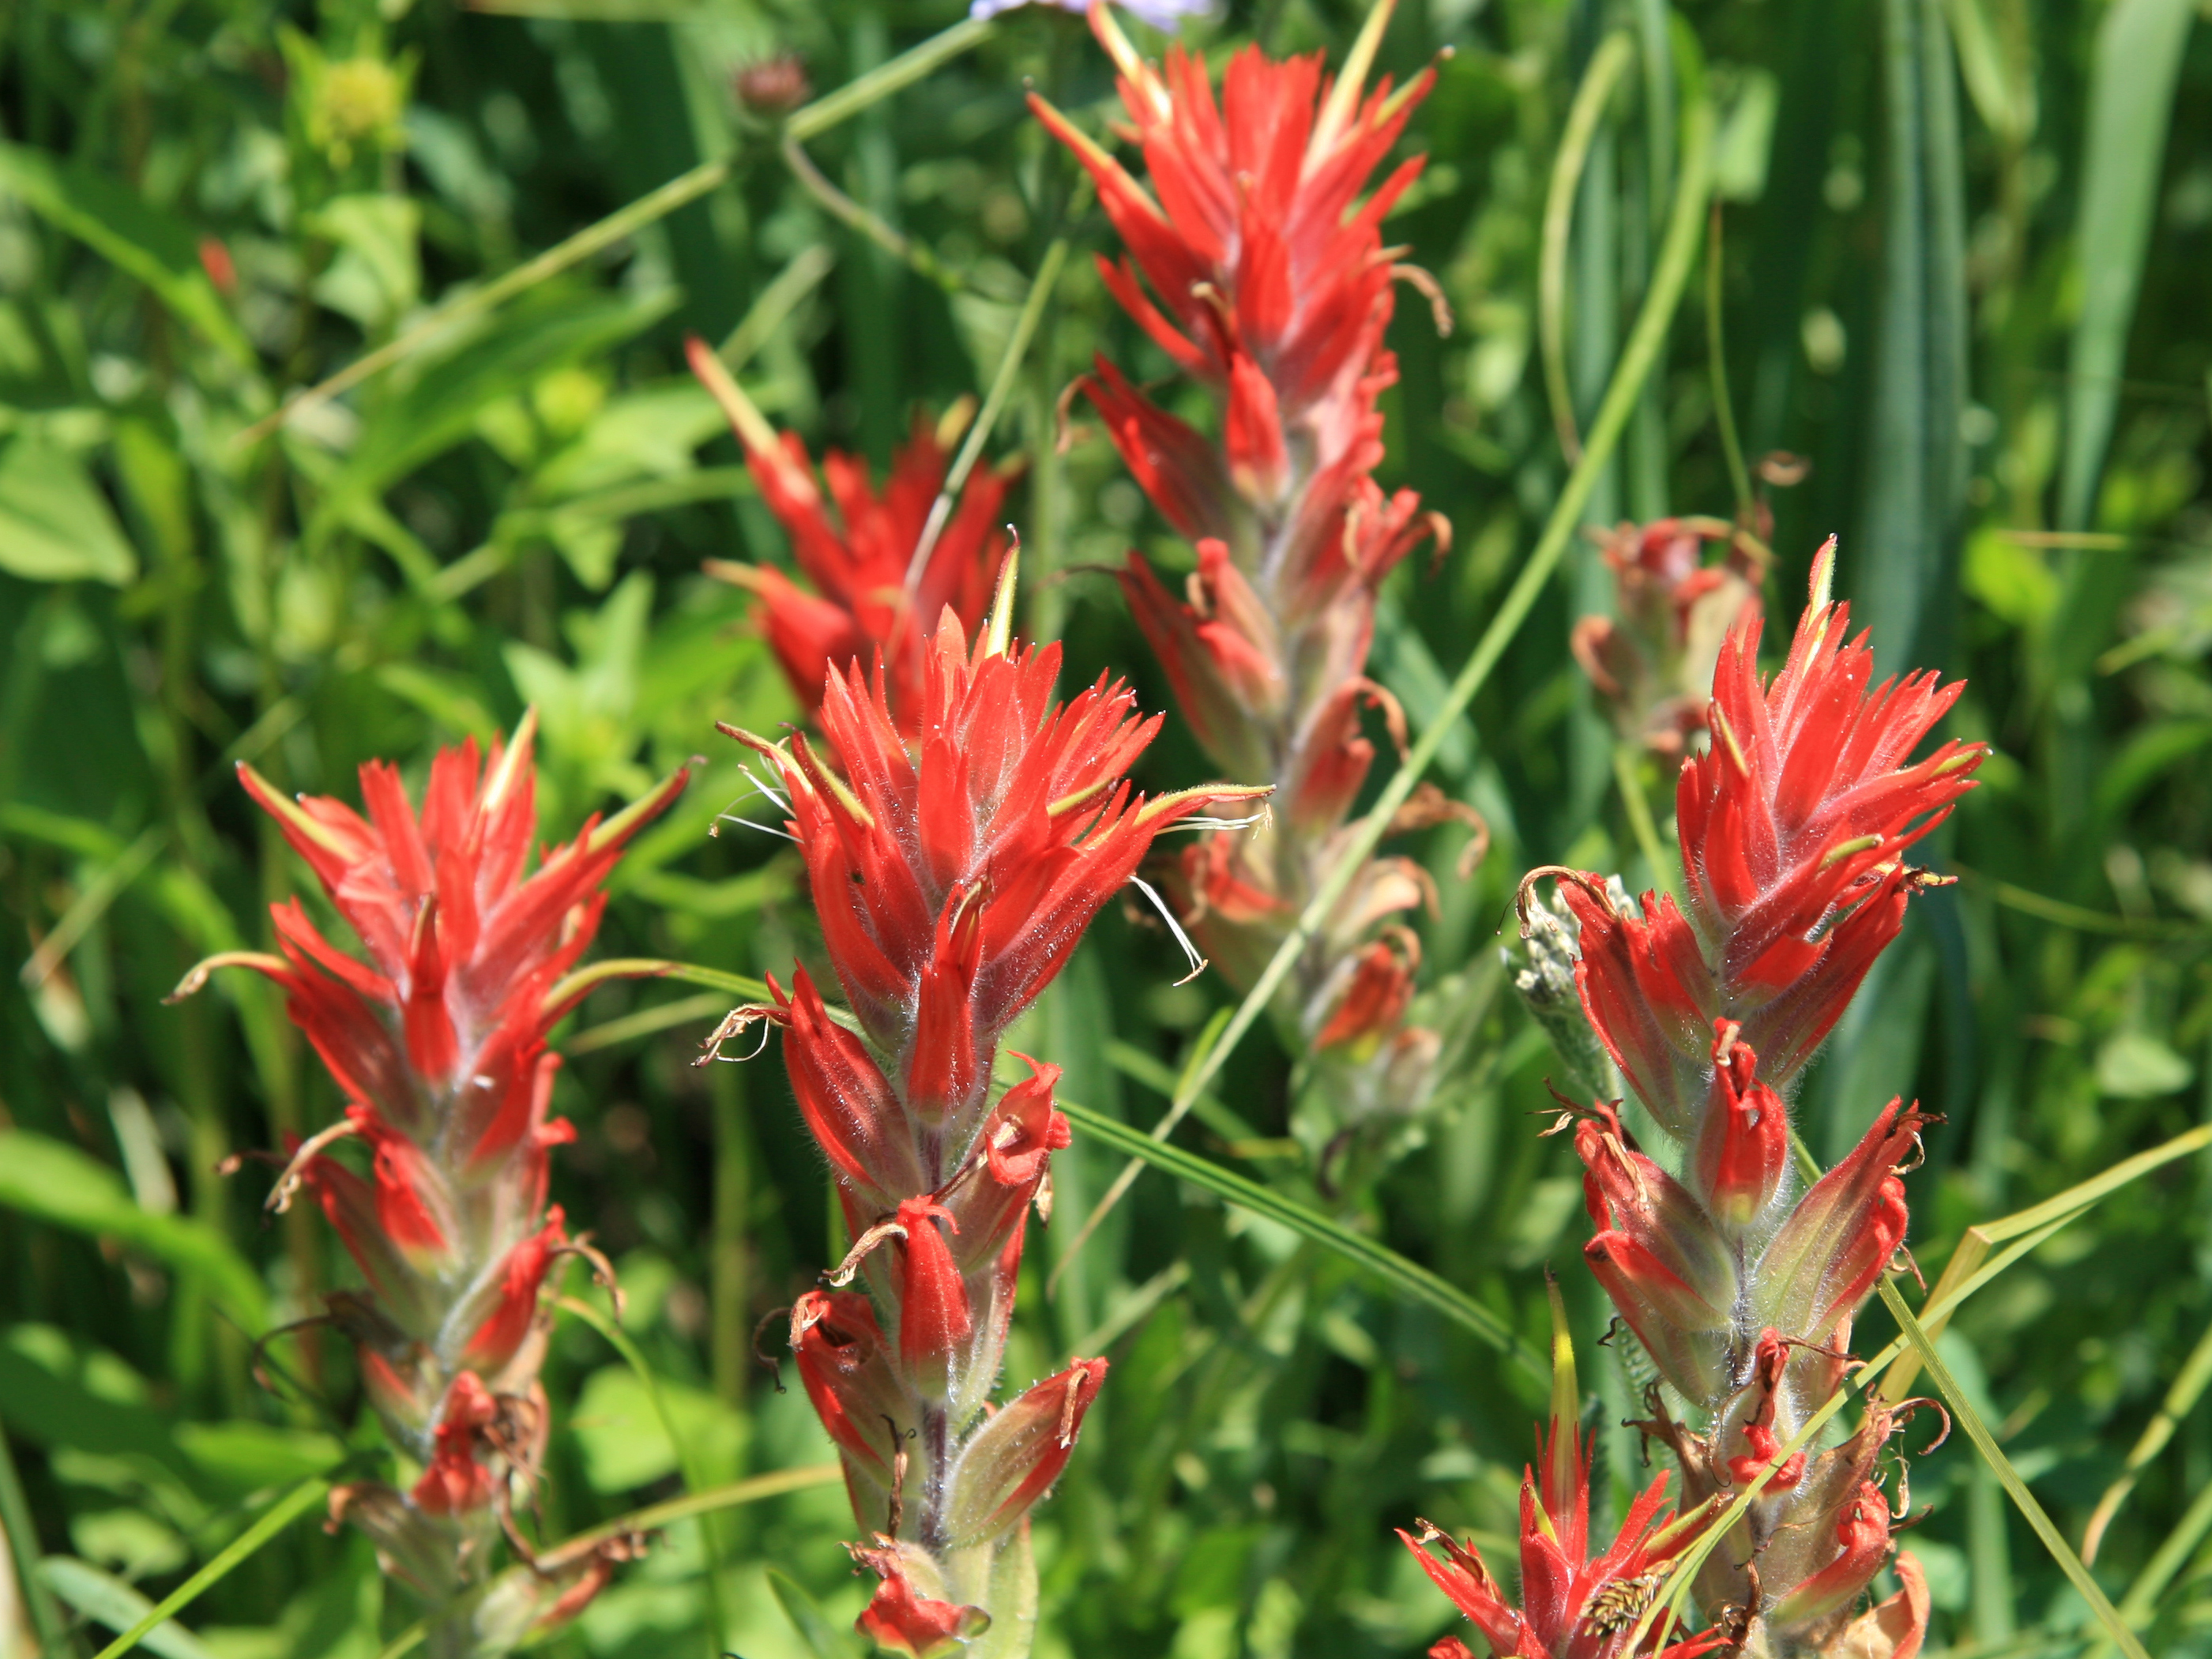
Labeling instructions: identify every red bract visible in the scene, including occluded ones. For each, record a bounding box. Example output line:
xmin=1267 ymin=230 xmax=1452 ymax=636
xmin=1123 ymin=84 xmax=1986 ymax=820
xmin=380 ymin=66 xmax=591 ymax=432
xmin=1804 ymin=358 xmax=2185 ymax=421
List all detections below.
xmin=1571 ymin=517 xmax=1762 ymax=758
xmin=688 ymin=337 xmax=1015 ymax=732
xmin=1034 ymin=1 xmax=1477 ymax=1129
xmin=713 ymin=587 xmax=1256 ymax=1654
xmin=174 ymin=717 xmax=686 ymax=1645
xmin=1549 ymin=542 xmax=1985 ymax=1127
xmin=1401 ymin=1304 xmax=1721 ymax=1659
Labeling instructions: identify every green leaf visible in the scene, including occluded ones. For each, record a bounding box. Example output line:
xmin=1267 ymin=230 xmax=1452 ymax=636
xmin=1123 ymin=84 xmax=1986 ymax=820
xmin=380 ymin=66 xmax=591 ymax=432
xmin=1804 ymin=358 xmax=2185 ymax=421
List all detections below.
xmin=40 ymin=1558 xmax=220 ymax=1659
xmin=1056 ymin=1100 xmax=1543 ymax=1379
xmin=1856 ymin=0 xmax=1968 ymax=676
xmin=0 ymin=436 xmax=140 ymax=585
xmin=2059 ymin=0 xmax=2195 ymax=530
xmin=173 ymin=1424 xmax=348 ymax=1495
xmin=0 ymin=143 xmax=251 ymax=365
xmin=306 ymin=287 xmax=673 ymax=547
xmin=0 ymin=1132 xmax=267 ymax=1330
xmin=85 ymin=1478 xmax=331 ymax=1659
xmin=1880 ymin=1279 xmax=2151 ymax=1659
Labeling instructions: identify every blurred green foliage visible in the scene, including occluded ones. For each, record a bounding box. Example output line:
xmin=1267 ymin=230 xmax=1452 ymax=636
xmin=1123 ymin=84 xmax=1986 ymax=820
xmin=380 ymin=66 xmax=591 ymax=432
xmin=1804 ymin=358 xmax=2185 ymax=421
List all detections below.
xmin=0 ymin=0 xmax=2209 ymax=1654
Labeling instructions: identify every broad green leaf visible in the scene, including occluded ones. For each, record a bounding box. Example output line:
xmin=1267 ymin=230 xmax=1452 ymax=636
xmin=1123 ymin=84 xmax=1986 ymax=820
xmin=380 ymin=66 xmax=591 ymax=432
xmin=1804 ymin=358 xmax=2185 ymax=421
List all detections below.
xmin=85 ymin=1480 xmax=330 ymax=1659
xmin=0 ymin=1326 xmax=185 ymax=1473
xmin=306 ymin=194 xmax=423 ymax=332
xmin=174 ymin=1424 xmax=348 ymax=1494
xmin=566 ymin=1363 xmax=747 ymax=1494
xmin=0 ymin=1132 xmax=267 ymax=1328
xmin=305 ymin=287 xmax=674 ymax=546
xmin=0 ymin=436 xmax=139 ymax=585
xmin=2059 ymin=0 xmax=2195 ymax=529
xmin=40 ymin=1558 xmax=219 ymax=1659
xmin=0 ymin=144 xmax=251 ymax=365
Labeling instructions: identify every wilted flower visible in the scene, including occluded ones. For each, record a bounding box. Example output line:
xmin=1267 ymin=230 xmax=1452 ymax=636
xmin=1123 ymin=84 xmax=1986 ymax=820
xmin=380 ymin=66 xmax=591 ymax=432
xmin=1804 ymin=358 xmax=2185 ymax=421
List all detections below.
xmin=708 ymin=576 xmax=1258 ymax=1654
xmin=688 ymin=337 xmax=1018 ymax=733
xmin=734 ymin=52 xmax=811 ymax=115
xmin=173 ymin=717 xmax=687 ymax=1653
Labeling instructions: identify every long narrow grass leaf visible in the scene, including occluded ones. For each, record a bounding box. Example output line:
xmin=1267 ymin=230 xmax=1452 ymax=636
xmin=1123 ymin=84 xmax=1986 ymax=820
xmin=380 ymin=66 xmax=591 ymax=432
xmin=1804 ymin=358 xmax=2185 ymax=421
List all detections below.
xmin=89 ymin=1477 xmax=329 ymax=1659
xmin=1879 ymin=1278 xmax=2149 ymax=1659
xmin=2058 ymin=0 xmax=2195 ymax=529
xmin=1058 ymin=1100 xmax=1543 ymax=1379
xmin=1539 ymin=32 xmax=1635 ymax=463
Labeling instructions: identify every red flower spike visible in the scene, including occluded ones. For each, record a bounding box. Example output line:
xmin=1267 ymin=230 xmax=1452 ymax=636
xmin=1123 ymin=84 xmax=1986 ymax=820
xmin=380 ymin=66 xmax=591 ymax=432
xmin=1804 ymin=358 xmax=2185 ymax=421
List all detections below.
xmin=740 ymin=576 xmax=1259 ymax=1647
xmin=1034 ymin=0 xmax=1457 ymax=1123
xmin=1691 ymin=1021 xmax=1789 ymax=1234
xmin=175 ymin=722 xmax=687 ymax=1624
xmin=1721 ymin=1330 xmax=1808 ymax=1494
xmin=689 ymin=337 xmax=1015 ymax=735
xmin=941 ymin=1357 xmax=1108 ymax=1548
xmin=1314 ymin=929 xmax=1419 ymax=1055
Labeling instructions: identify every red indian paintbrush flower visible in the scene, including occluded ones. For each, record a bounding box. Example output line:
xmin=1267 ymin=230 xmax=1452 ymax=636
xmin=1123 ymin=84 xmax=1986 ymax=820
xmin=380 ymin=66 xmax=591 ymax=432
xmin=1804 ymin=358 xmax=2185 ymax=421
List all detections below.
xmin=687 ymin=335 xmax=1016 ymax=732
xmin=1545 ymin=539 xmax=1984 ymax=1134
xmin=172 ymin=715 xmax=686 ymax=1652
xmin=706 ymin=568 xmax=1261 ymax=1656
xmin=1571 ymin=517 xmax=1763 ymax=759
xmin=1517 ymin=540 xmax=1964 ymax=1656
xmin=1035 ymin=0 xmax=1480 ymax=1130
xmin=1402 ymin=1290 xmax=1725 ymax=1659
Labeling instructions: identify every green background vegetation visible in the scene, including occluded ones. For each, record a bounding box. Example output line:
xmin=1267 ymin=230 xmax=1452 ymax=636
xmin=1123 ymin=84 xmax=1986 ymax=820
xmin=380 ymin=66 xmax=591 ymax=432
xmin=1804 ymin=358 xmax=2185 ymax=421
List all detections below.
xmin=0 ymin=0 xmax=2208 ymax=1653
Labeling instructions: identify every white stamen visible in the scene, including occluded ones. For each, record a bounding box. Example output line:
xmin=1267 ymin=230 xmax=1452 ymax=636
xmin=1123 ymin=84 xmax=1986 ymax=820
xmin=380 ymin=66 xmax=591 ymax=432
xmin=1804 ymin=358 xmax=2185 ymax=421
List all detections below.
xmin=1129 ymin=875 xmax=1208 ymax=987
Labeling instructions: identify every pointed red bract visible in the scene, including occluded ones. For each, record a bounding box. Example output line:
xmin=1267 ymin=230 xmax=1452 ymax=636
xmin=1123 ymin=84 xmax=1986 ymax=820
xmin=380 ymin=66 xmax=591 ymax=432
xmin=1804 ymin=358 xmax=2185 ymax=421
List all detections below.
xmin=698 ymin=389 xmax=1017 ymax=733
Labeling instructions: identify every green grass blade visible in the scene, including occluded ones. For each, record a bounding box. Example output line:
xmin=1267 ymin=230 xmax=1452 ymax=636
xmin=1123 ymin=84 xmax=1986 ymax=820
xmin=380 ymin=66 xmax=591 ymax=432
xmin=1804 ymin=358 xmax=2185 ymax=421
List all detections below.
xmin=89 ymin=1477 xmax=329 ymax=1659
xmin=905 ymin=237 xmax=1070 ymax=587
xmin=2081 ymin=1307 xmax=2212 ymax=1563
xmin=547 ymin=1465 xmax=843 ymax=1559
xmin=1539 ymin=32 xmax=1635 ymax=463
xmin=1058 ymin=1100 xmax=1544 ymax=1379
xmin=2058 ymin=0 xmax=2195 ymax=529
xmin=1858 ymin=0 xmax=1969 ymax=676
xmin=1879 ymin=1277 xmax=2149 ymax=1659
xmin=558 ymin=1292 xmax=735 ymax=1644
xmin=784 ymin=17 xmax=995 ymax=144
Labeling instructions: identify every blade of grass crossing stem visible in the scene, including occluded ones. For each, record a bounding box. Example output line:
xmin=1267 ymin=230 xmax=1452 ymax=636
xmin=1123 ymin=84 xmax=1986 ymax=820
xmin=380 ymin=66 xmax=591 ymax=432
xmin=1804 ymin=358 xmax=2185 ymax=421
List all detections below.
xmin=1879 ymin=1277 xmax=2150 ymax=1659
xmin=242 ymin=14 xmax=995 ymax=444
xmin=551 ymin=1465 xmax=844 ymax=1558
xmin=558 ymin=1294 xmax=735 ymax=1645
xmin=2081 ymin=1307 xmax=2212 ymax=1563
xmin=1857 ymin=0 xmax=1967 ymax=679
xmin=92 ymin=1477 xmax=330 ymax=1659
xmin=1540 ymin=32 xmax=1635 ymax=464
xmin=1063 ymin=96 xmax=1716 ymax=1261
xmin=904 ymin=238 xmax=1070 ymax=591
xmin=2058 ymin=0 xmax=2195 ymax=532
xmin=1632 ymin=1125 xmax=2211 ymax=1651
xmin=1058 ymin=1100 xmax=1545 ymax=1381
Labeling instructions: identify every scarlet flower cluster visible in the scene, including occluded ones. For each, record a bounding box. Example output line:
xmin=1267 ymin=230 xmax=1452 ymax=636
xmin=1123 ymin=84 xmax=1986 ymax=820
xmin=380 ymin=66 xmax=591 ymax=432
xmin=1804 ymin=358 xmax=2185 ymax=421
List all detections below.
xmin=1402 ymin=1298 xmax=1726 ymax=1659
xmin=688 ymin=335 xmax=1018 ymax=732
xmin=177 ymin=719 xmax=686 ymax=1653
xmin=712 ymin=588 xmax=1260 ymax=1657
xmin=1034 ymin=0 xmax=1477 ymax=1127
xmin=1517 ymin=542 xmax=1981 ymax=1655
xmin=1571 ymin=517 xmax=1763 ymax=759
